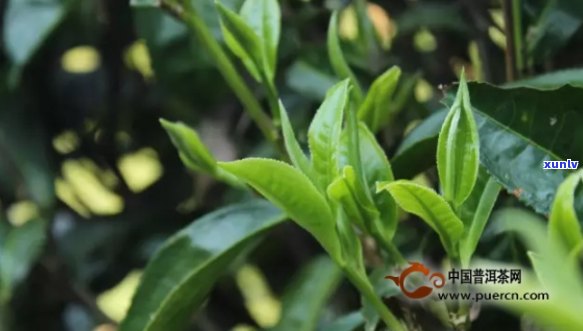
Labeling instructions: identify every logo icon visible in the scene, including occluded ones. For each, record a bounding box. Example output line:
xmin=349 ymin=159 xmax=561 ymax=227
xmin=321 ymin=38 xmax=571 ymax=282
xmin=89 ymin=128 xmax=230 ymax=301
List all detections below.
xmin=385 ymin=262 xmax=446 ymax=299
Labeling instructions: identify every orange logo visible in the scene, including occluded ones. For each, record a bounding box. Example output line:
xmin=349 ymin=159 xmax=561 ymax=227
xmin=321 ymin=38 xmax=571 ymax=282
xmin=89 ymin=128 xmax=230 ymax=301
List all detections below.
xmin=385 ymin=262 xmax=446 ymax=299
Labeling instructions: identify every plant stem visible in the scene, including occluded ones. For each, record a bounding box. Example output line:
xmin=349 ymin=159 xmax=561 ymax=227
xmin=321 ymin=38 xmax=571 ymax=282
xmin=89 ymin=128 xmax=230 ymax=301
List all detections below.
xmin=502 ymin=0 xmax=517 ymax=81
xmin=345 ymin=267 xmax=406 ymax=331
xmin=375 ymin=234 xmax=407 ymax=266
xmin=163 ymin=0 xmax=278 ymax=146
xmin=512 ymin=0 xmax=524 ymax=77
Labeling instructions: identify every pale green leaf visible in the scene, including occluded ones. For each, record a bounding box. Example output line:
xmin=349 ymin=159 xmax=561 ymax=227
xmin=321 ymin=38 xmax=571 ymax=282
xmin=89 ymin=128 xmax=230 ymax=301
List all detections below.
xmin=278 ymin=101 xmax=317 ymax=184
xmin=377 ymin=181 xmax=464 ymax=257
xmin=240 ymin=0 xmax=280 ymax=80
xmin=549 ymin=170 xmax=583 ymax=254
xmin=160 ymin=119 xmax=216 ymax=173
xmin=437 ymin=71 xmax=479 ymax=207
xmin=120 ymin=200 xmax=285 ymax=331
xmin=218 ymin=158 xmax=342 ymax=260
xmin=357 ymin=123 xmax=397 ymax=240
xmin=216 ymin=2 xmax=263 ymax=81
xmin=327 ymin=12 xmax=363 ymax=103
xmin=358 ymin=66 xmax=401 ymax=132
xmin=459 ymin=168 xmax=501 ymax=266
xmin=308 ymin=80 xmax=350 ymax=190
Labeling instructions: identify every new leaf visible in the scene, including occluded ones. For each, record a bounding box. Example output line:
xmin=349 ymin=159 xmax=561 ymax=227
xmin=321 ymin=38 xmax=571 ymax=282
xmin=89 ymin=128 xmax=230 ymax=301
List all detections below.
xmin=549 ymin=170 xmax=583 ymax=254
xmin=437 ymin=72 xmax=479 ymax=207
xmin=378 ymin=181 xmax=464 ymax=257
xmin=219 ymin=158 xmax=342 ymax=261
xmin=308 ymin=80 xmax=350 ymax=191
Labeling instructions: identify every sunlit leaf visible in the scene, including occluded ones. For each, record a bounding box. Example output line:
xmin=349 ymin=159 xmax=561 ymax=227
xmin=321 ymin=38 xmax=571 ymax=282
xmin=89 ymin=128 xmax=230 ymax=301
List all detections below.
xmin=377 ymin=181 xmax=464 ymax=257
xmin=219 ymin=158 xmax=342 ymax=260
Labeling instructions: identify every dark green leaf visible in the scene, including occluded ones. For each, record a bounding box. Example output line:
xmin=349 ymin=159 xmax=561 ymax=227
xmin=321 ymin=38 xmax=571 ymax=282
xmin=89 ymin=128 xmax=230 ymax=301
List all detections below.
xmin=527 ymin=1 xmax=583 ymax=64
xmin=437 ymin=73 xmax=479 ymax=207
xmin=0 ymin=220 xmax=46 ymax=303
xmin=377 ymin=181 xmax=464 ymax=257
xmin=308 ymin=80 xmax=350 ymax=190
xmin=391 ymin=109 xmax=446 ymax=179
xmin=285 ymin=61 xmax=336 ymax=101
xmin=271 ymin=256 xmax=342 ymax=331
xmin=120 ymin=200 xmax=285 ymax=331
xmin=397 ymin=83 xmax=583 ymax=216
xmin=218 ymin=158 xmax=342 ymax=260
xmin=505 ymin=68 xmax=583 ymax=89
xmin=4 ymin=0 xmax=69 ymax=67
xmin=358 ymin=66 xmax=401 ymax=133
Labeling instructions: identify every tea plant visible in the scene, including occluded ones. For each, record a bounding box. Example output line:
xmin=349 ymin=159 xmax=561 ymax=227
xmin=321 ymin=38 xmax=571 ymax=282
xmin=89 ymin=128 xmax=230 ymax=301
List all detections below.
xmin=114 ymin=0 xmax=583 ymax=330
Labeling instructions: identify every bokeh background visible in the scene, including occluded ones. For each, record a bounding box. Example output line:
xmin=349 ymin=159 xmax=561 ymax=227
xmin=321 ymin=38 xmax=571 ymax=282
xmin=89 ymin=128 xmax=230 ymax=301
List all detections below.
xmin=1 ymin=0 xmax=582 ymax=330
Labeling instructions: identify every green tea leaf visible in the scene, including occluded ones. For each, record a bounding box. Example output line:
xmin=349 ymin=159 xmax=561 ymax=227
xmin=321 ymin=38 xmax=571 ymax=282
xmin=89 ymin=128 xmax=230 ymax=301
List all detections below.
xmin=278 ymin=102 xmax=317 ymax=184
xmin=240 ymin=0 xmax=280 ymax=80
xmin=357 ymin=123 xmax=398 ymax=240
xmin=308 ymin=80 xmax=350 ymax=190
xmin=120 ymin=200 xmax=285 ymax=331
xmin=334 ymin=203 xmax=365 ymax=273
xmin=504 ymin=68 xmax=583 ymax=89
xmin=398 ymin=83 xmax=583 ymax=216
xmin=489 ymin=208 xmax=583 ymax=331
xmin=218 ymin=158 xmax=342 ymax=260
xmin=327 ymin=168 xmax=368 ymax=231
xmin=327 ymin=12 xmax=363 ymax=103
xmin=216 ymin=1 xmax=263 ymax=80
xmin=437 ymin=72 xmax=479 ymax=207
xmin=160 ymin=119 xmax=216 ymax=173
xmin=358 ymin=66 xmax=401 ymax=132
xmin=0 ymin=219 xmax=46 ymax=303
xmin=549 ymin=170 xmax=583 ymax=254
xmin=377 ymin=181 xmax=464 ymax=257
xmin=459 ymin=168 xmax=501 ymax=266
xmin=270 ymin=256 xmax=342 ymax=331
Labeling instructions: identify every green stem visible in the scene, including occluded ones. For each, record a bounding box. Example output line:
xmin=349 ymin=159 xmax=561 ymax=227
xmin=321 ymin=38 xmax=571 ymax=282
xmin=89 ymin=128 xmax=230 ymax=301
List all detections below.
xmin=344 ymin=267 xmax=406 ymax=331
xmin=262 ymin=74 xmax=281 ymax=125
xmin=375 ymin=234 xmax=407 ymax=266
xmin=167 ymin=0 xmax=277 ymax=146
xmin=512 ymin=0 xmax=524 ymax=77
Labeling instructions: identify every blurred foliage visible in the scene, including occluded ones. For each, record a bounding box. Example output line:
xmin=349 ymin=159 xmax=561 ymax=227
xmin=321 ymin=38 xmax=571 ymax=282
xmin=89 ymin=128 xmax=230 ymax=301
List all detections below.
xmin=0 ymin=0 xmax=583 ymax=330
